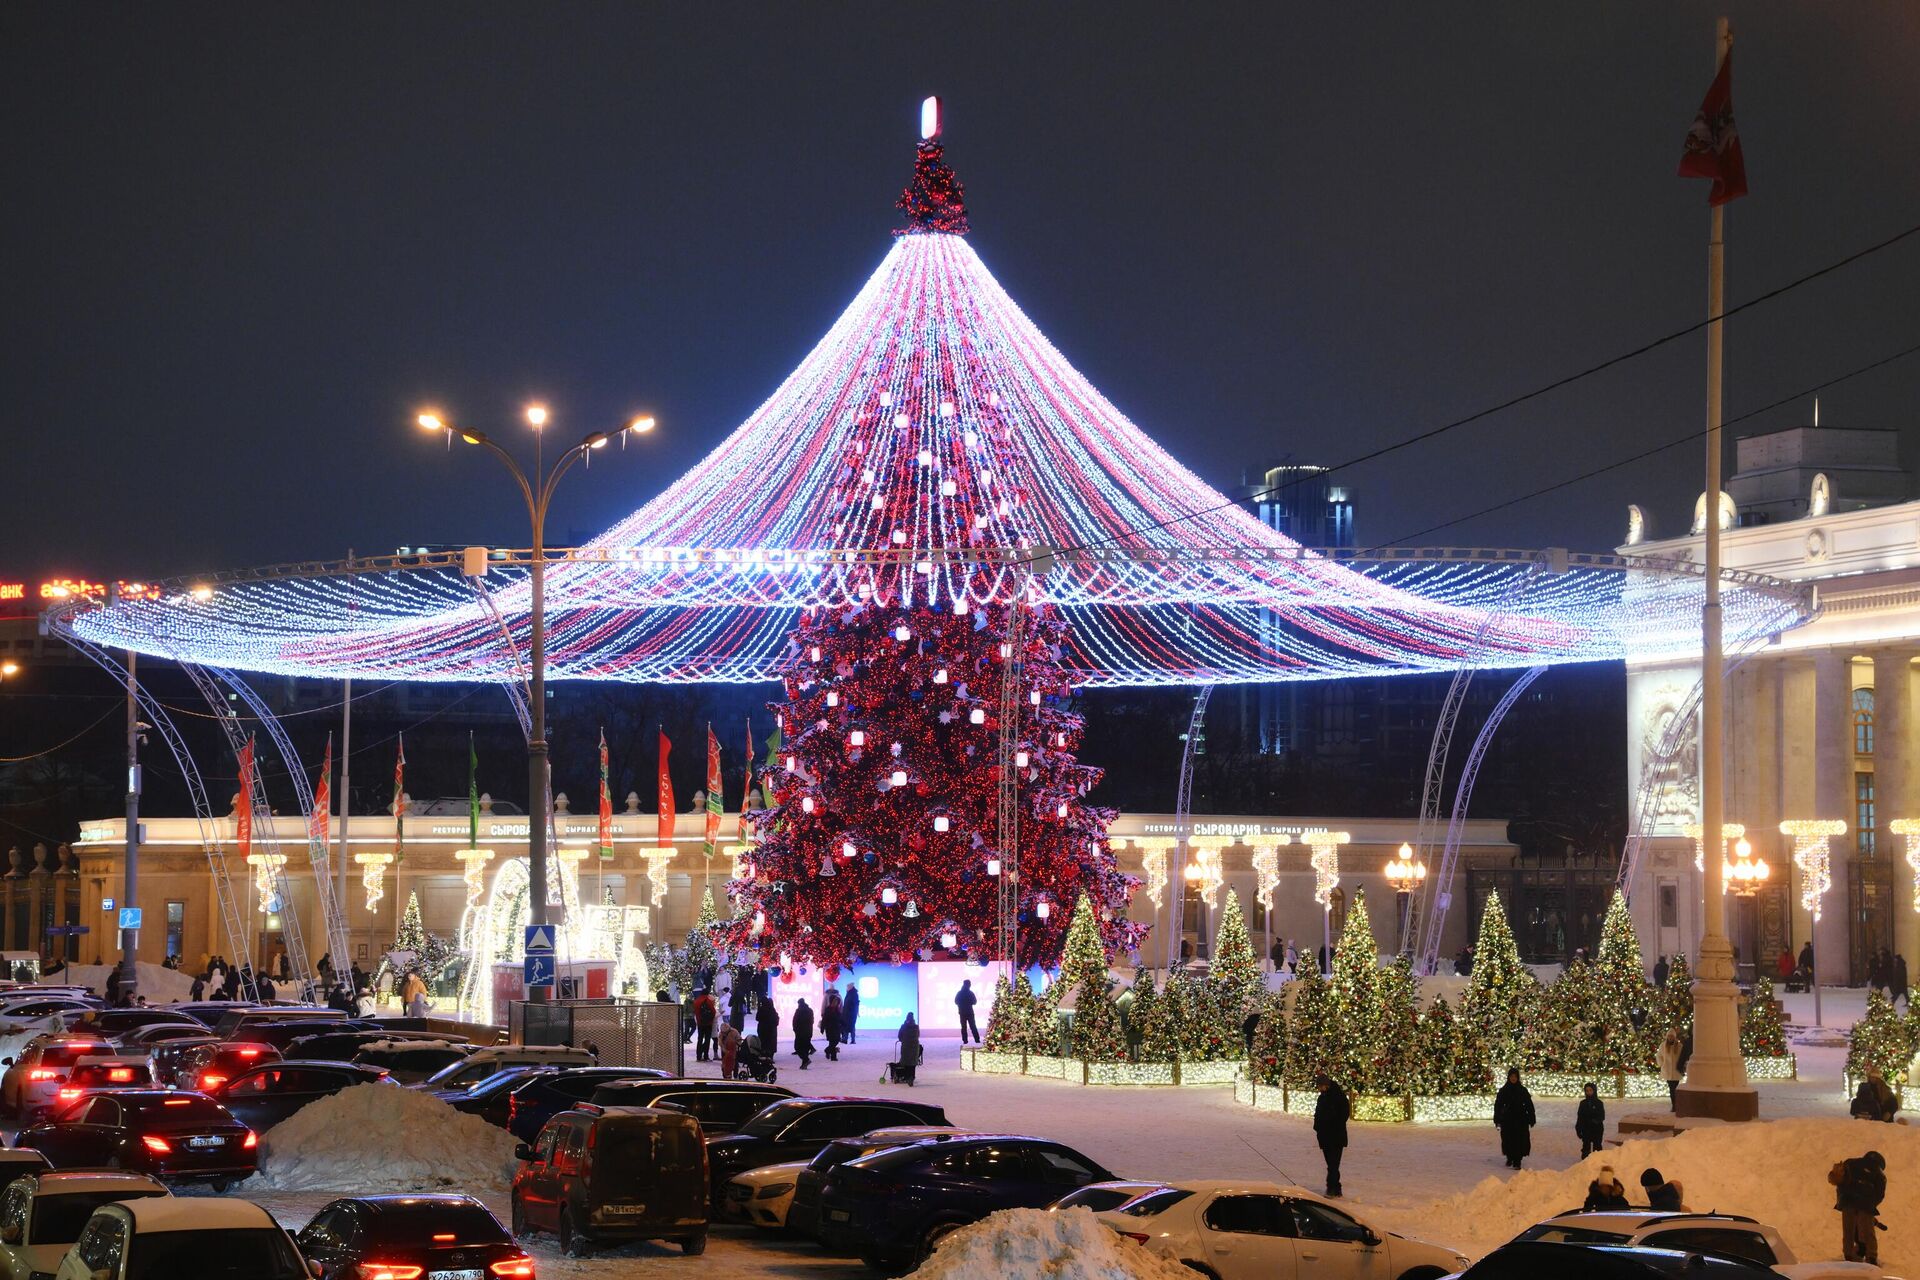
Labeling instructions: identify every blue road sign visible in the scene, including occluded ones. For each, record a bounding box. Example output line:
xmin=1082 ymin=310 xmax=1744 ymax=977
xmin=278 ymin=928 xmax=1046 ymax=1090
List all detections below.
xmin=523 ymin=924 xmax=556 ymax=954
xmin=117 ymin=907 xmax=143 ymax=931
xmin=524 ymin=952 xmax=557 ymax=988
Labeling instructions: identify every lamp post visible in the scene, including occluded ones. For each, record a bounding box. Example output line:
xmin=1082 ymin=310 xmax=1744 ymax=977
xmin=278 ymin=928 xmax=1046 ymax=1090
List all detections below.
xmin=1384 ymin=842 xmax=1428 ymax=957
xmin=1722 ymin=836 xmax=1769 ymax=972
xmin=418 ymin=404 xmax=656 ymax=1002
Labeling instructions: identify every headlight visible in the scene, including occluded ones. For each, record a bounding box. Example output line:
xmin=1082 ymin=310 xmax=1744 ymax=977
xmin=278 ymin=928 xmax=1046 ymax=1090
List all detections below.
xmin=757 ymin=1183 xmax=795 ymax=1199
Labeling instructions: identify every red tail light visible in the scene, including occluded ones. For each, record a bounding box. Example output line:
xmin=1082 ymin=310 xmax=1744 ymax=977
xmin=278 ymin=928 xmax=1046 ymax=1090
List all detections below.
xmin=490 ymin=1258 xmax=536 ymax=1279
xmin=27 ymin=1069 xmax=57 ymax=1082
xmin=199 ymin=1073 xmax=227 ymax=1090
xmin=359 ymin=1265 xmax=424 ymax=1280
xmin=141 ymin=1135 xmax=171 ymax=1154
xmin=237 ymin=1047 xmax=263 ymax=1058
xmin=242 ymin=1130 xmax=258 ymax=1149
xmin=107 ymin=1067 xmax=136 ymax=1082
xmin=57 ymin=1087 xmax=82 ymax=1101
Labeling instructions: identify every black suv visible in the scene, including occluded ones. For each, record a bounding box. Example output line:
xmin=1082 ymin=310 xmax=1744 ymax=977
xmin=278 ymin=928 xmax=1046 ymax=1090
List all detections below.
xmin=584 ymin=1079 xmax=795 ymax=1135
xmin=705 ymin=1097 xmax=949 ymax=1205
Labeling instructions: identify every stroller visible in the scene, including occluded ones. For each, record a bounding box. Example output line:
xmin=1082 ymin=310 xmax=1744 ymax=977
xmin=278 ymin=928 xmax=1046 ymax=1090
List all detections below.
xmin=883 ymin=1043 xmax=926 ymax=1086
xmin=734 ymin=1033 xmax=780 ymax=1083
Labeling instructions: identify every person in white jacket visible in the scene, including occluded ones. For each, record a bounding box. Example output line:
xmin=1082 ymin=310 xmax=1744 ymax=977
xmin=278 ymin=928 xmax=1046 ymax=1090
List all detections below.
xmin=1657 ymin=1030 xmax=1685 ymax=1109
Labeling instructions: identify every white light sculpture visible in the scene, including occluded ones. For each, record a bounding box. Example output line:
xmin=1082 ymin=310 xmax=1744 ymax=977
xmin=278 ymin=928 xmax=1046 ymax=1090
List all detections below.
xmin=1779 ymin=819 xmax=1846 ymax=919
xmin=1133 ymin=836 xmax=1177 ymax=911
xmin=1247 ymin=835 xmax=1293 ymax=915
xmin=245 ymin=852 xmax=287 ymax=914
xmin=1185 ymin=836 xmax=1231 ymax=911
xmin=354 ymin=852 xmax=392 ymax=912
xmin=1682 ymin=821 xmax=1745 ymax=874
xmin=1303 ymin=831 xmax=1352 ymax=908
xmin=1891 ymin=820 xmax=1920 ymax=912
xmin=642 ymin=849 xmax=675 ymax=913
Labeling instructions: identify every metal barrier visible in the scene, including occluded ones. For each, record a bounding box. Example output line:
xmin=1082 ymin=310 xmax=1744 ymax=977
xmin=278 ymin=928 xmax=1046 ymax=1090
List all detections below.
xmin=508 ymin=999 xmax=684 ymax=1074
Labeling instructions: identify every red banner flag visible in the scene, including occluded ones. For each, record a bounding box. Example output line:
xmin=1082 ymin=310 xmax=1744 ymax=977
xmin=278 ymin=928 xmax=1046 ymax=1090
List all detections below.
xmin=1678 ymin=49 xmax=1747 ymax=206
xmin=308 ymin=735 xmax=332 ymax=851
xmin=656 ymin=729 xmax=674 ymax=849
xmin=598 ymin=728 xmax=615 ymax=860
xmin=392 ymin=734 xmax=406 ymax=864
xmin=704 ymin=724 xmax=724 ymax=859
xmin=737 ymin=716 xmax=754 ymax=842
xmin=235 ymin=736 xmax=256 ymax=861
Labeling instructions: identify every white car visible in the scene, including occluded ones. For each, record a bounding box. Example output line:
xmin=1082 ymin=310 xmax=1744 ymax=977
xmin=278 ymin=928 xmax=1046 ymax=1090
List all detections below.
xmin=54 ymin=1197 xmax=312 ymax=1280
xmin=0 ymin=1171 xmax=169 ymax=1280
xmin=0 ymin=1037 xmax=115 ymax=1121
xmin=1094 ymin=1180 xmax=1470 ymax=1280
xmin=414 ymin=1043 xmax=595 ymax=1092
xmin=1512 ymin=1210 xmax=1896 ymax=1279
xmin=725 ymin=1159 xmax=813 ymax=1229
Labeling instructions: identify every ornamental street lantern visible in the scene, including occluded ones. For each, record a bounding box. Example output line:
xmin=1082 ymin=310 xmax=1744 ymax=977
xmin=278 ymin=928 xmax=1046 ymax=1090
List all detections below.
xmin=1384 ymin=842 xmax=1429 ymax=955
xmin=1723 ymin=837 xmax=1769 ymax=896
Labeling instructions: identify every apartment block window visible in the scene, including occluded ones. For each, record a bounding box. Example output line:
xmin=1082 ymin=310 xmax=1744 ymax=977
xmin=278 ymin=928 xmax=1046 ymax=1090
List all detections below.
xmin=1856 ymin=771 xmax=1876 ymax=857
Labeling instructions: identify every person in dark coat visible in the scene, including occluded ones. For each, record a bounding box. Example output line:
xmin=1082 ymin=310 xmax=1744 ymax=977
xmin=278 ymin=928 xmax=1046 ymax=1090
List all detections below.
xmin=843 ymin=982 xmax=860 ymax=1044
xmin=1576 ymin=1081 xmax=1607 ymax=1158
xmin=105 ymin=962 xmax=124 ymax=1007
xmin=821 ymin=989 xmax=845 ymax=1061
xmin=1652 ymin=955 xmax=1669 ymax=989
xmin=791 ymin=998 xmax=815 ymax=1069
xmin=694 ymin=990 xmax=717 ymax=1062
xmin=1313 ymin=1075 xmax=1350 ymax=1197
xmin=1241 ymin=1008 xmax=1261 ymax=1058
xmin=1895 ymin=954 xmax=1911 ymax=1012
xmin=755 ymin=995 xmax=779 ymax=1058
xmin=1494 ymin=1068 xmax=1536 ymax=1169
xmin=1799 ymin=941 xmax=1816 ymax=980
xmin=1851 ymin=1067 xmax=1898 ymax=1122
xmin=955 ymin=980 xmax=980 ymax=1044
xmin=895 ymin=1013 xmax=920 ymax=1085
xmin=1640 ymin=1167 xmax=1686 ymax=1211
xmin=729 ymin=985 xmax=747 ymax=1032
xmin=1584 ymin=1166 xmax=1630 ymax=1210
xmin=1830 ymin=1150 xmax=1887 ymax=1266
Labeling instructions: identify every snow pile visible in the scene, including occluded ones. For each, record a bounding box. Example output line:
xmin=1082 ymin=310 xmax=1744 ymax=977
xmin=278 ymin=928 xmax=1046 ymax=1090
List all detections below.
xmin=909 ymin=1208 xmax=1194 ymax=1280
xmin=251 ymin=1083 xmax=520 ymax=1192
xmin=352 ymin=1038 xmax=474 ymax=1054
xmin=62 ymin=961 xmax=197 ymax=1004
xmin=1381 ymin=1117 xmax=1920 ymax=1274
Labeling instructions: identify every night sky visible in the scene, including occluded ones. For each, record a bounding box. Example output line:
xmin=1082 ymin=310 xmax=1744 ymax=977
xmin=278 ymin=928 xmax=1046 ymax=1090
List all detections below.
xmin=5 ymin=4 xmax=1918 ymax=586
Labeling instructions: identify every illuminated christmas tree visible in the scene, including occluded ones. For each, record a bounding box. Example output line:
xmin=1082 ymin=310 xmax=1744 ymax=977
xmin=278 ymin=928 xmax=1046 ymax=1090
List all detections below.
xmin=1461 ymin=890 xmax=1537 ymax=1071
xmin=1249 ymin=989 xmax=1288 ymax=1085
xmin=1058 ymin=894 xmax=1126 ymax=1060
xmin=1846 ymin=990 xmax=1915 ymax=1092
xmin=1123 ymin=966 xmax=1158 ymax=1061
xmin=981 ymin=973 xmax=1021 ymax=1050
xmin=1529 ymin=957 xmax=1646 ymax=1074
xmin=1595 ymin=890 xmax=1645 ymax=983
xmin=1143 ymin=971 xmax=1197 ymax=1062
xmin=1409 ymin=995 xmax=1491 ymax=1096
xmin=1329 ymin=891 xmax=1383 ymax=1090
xmin=1210 ymin=889 xmax=1262 ymax=1018
xmin=396 ymin=891 xmax=427 ymax=954
xmin=712 ymin=131 xmax=1144 ymax=975
xmin=1283 ymin=966 xmax=1337 ymax=1087
xmin=1374 ymin=953 xmax=1421 ymax=1094
xmin=1741 ymin=973 xmax=1789 ymax=1059
xmin=685 ymin=887 xmax=719 ymax=986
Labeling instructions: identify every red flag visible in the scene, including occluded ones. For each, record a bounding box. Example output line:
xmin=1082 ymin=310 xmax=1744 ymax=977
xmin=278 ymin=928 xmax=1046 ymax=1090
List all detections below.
xmin=704 ymin=724 xmax=724 ymax=858
xmin=392 ymin=734 xmax=406 ymax=864
xmin=737 ymin=716 xmax=754 ymax=842
xmin=656 ymin=729 xmax=675 ymax=849
xmin=598 ymin=728 xmax=614 ymax=860
xmin=235 ymin=737 xmax=256 ymax=861
xmin=1678 ymin=50 xmax=1747 ymax=206
xmin=308 ymin=735 xmax=332 ymax=851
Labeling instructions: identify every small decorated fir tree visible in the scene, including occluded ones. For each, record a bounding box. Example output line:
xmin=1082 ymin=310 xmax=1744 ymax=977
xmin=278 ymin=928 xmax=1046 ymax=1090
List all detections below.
xmin=1461 ymin=890 xmax=1537 ymax=1071
xmin=395 ymin=891 xmax=427 ymax=954
xmin=1741 ymin=973 xmax=1789 ymax=1059
xmin=1847 ymin=990 xmax=1915 ymax=1093
xmin=1249 ymin=990 xmax=1288 ymax=1086
xmin=982 ymin=973 xmax=1020 ymax=1051
xmin=1373 ymin=953 xmax=1421 ymax=1095
xmin=685 ymin=887 xmax=719 ymax=984
xmin=1058 ymin=895 xmax=1127 ymax=1061
xmin=1327 ymin=890 xmax=1383 ymax=1090
xmin=1595 ymin=890 xmax=1645 ymax=984
xmin=1143 ymin=971 xmax=1193 ymax=1063
xmin=1210 ymin=890 xmax=1262 ymax=1019
xmin=1283 ymin=966 xmax=1337 ymax=1088
xmin=1124 ymin=967 xmax=1159 ymax=1062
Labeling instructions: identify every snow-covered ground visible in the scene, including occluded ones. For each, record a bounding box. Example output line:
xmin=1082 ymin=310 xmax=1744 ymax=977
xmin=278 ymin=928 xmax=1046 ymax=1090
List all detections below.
xmin=137 ymin=986 xmax=1909 ymax=1277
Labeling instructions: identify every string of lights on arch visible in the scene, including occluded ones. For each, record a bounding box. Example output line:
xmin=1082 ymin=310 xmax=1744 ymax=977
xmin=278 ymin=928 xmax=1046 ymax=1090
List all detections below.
xmin=59 ymin=232 xmax=1809 ymax=683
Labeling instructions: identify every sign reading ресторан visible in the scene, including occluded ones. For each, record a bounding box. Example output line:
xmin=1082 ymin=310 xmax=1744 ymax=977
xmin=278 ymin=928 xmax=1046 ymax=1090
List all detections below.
xmin=427 ymin=821 xmax=616 ymax=838
xmin=1137 ymin=821 xmax=1334 ymax=838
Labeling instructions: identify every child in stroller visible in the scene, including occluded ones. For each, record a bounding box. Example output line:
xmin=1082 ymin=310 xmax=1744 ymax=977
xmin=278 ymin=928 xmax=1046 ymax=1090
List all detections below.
xmin=734 ymin=1032 xmax=780 ymax=1083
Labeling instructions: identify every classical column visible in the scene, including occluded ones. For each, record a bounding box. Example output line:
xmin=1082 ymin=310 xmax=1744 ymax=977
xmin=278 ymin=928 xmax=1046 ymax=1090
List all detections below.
xmin=50 ymin=846 xmax=70 ymax=963
xmin=2 ymin=849 xmax=17 ymax=951
xmin=1729 ymin=658 xmax=1782 ymax=961
xmin=1811 ymin=651 xmax=1853 ymax=984
xmin=27 ymin=845 xmax=49 ymax=962
xmin=1875 ymin=651 xmax=1916 ymax=961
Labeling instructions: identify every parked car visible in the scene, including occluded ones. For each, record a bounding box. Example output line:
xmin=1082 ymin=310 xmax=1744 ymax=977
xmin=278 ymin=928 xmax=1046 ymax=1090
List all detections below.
xmin=349 ymin=1040 xmax=476 ymax=1084
xmin=506 ymin=1066 xmax=676 ymax=1143
xmin=0 ymin=1171 xmax=169 ymax=1280
xmin=16 ymin=1090 xmax=259 ymax=1190
xmin=0 ymin=1037 xmax=115 ymax=1121
xmin=61 ymin=1009 xmax=201 ymax=1041
xmin=111 ymin=1022 xmax=217 ymax=1053
xmin=0 ymin=1005 xmax=99 ymax=1073
xmin=414 ymin=1044 xmax=595 ymax=1093
xmin=1048 ymin=1180 xmax=1166 ymax=1214
xmin=817 ymin=1133 xmax=1116 ymax=1273
xmin=1454 ymin=1242 xmax=1802 ymax=1279
xmin=722 ymin=1160 xmax=812 ymax=1231
xmin=175 ymin=1040 xmax=282 ymax=1092
xmin=231 ymin=1018 xmax=377 ymax=1052
xmin=443 ymin=1067 xmax=558 ymax=1127
xmin=1513 ymin=1210 xmax=1889 ymax=1279
xmin=52 ymin=1196 xmax=309 ymax=1280
xmin=164 ymin=1001 xmax=262 ymax=1028
xmin=146 ymin=1033 xmax=221 ymax=1087
xmin=1092 ymin=1180 xmax=1471 ymax=1280
xmin=512 ymin=1104 xmax=707 ymax=1257
xmin=787 ymin=1127 xmax=975 ymax=1241
xmin=295 ymin=1192 xmax=533 ymax=1280
xmin=0 ymin=1153 xmax=49 ymax=1200
xmin=49 ymin=1056 xmax=152 ymax=1111
xmin=210 ymin=1005 xmax=348 ymax=1038
xmin=705 ymin=1096 xmax=950 ymax=1204
xmin=585 ymin=1078 xmax=795 ymax=1134
xmin=206 ymin=1060 xmax=393 ymax=1131
xmin=284 ymin=1028 xmax=464 ymax=1063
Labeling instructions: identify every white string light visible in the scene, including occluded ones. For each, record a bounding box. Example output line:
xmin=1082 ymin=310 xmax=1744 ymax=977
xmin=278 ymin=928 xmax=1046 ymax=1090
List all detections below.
xmin=1779 ymin=819 xmax=1846 ymax=919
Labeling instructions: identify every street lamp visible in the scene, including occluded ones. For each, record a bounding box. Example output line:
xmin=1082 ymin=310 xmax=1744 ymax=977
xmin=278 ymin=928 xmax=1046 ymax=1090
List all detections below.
xmin=1384 ymin=842 xmax=1428 ymax=955
xmin=418 ymin=403 xmax=657 ymax=1001
xmin=0 ymin=661 xmax=19 ymax=679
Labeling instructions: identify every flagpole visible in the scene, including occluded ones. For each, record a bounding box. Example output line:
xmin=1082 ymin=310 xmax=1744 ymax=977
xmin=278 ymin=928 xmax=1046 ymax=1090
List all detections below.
xmin=1676 ymin=14 xmax=1756 ymax=1122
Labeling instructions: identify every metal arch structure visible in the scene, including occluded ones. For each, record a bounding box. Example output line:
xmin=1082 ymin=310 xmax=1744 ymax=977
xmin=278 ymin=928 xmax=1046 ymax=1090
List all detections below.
xmin=467 ymin=577 xmax=534 ymax=742
xmin=57 ymin=634 xmax=258 ymax=987
xmin=1414 ymin=664 xmax=1548 ymax=972
xmin=214 ymin=670 xmax=352 ymax=978
xmin=1166 ymin=684 xmax=1216 ymax=969
xmin=994 ymin=591 xmax=1030 ymax=966
xmin=173 ymin=662 xmax=312 ymax=992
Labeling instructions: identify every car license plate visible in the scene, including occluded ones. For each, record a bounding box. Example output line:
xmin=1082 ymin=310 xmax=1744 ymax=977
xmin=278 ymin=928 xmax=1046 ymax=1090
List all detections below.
xmin=603 ymin=1204 xmax=647 ymax=1215
xmin=828 ymin=1209 xmax=850 ymax=1222
xmin=429 ymin=1271 xmax=483 ymax=1280
xmin=187 ymin=1136 xmax=222 ymax=1148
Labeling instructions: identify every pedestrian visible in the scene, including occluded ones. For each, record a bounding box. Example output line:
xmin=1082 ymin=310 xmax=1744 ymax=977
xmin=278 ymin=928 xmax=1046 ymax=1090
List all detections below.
xmin=1584 ymin=1166 xmax=1630 ymax=1211
xmin=894 ymin=1013 xmax=920 ymax=1086
xmin=955 ymin=979 xmax=980 ymax=1044
xmin=1639 ymin=1167 xmax=1686 ymax=1211
xmin=355 ymin=986 xmax=377 ymax=1017
xmin=1799 ymin=941 xmax=1816 ymax=982
xmin=822 ymin=988 xmax=844 ymax=1061
xmin=756 ymin=995 xmax=779 ymax=1055
xmin=791 ymin=997 xmax=815 ymax=1069
xmin=1317 ymin=944 xmax=1329 ymax=974
xmin=1895 ymin=954 xmax=1911 ymax=1012
xmin=400 ymin=969 xmax=427 ymax=1015
xmin=1268 ymin=939 xmax=1286 ymax=971
xmin=843 ymin=981 xmax=860 ymax=1043
xmin=1241 ymin=1007 xmax=1260 ymax=1058
xmin=694 ymin=989 xmax=717 ymax=1062
xmin=1313 ymin=1074 xmax=1349 ymax=1197
xmin=1777 ymin=947 xmax=1796 ymax=982
xmin=257 ymin=973 xmax=277 ymax=1001
xmin=1869 ymin=950 xmax=1888 ymax=997
xmin=1284 ymin=943 xmax=1298 ymax=975
xmin=1494 ymin=1069 xmax=1536 ymax=1169
xmin=189 ymin=973 xmax=206 ymax=1001
xmin=1658 ymin=1030 xmax=1685 ymax=1108
xmin=1576 ymin=1081 xmax=1607 ymax=1158
xmin=719 ymin=1020 xmax=741 ymax=1079
xmin=105 ymin=961 xmax=124 ymax=1007
xmin=1653 ymin=955 xmax=1669 ymax=989
xmin=1851 ymin=1066 xmax=1898 ymax=1122
xmin=1829 ymin=1150 xmax=1887 ymax=1266
xmin=729 ymin=985 xmax=747 ymax=1032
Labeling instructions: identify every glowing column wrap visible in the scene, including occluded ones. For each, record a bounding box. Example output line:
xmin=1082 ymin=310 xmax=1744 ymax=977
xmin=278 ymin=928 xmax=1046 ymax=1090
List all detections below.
xmin=1304 ymin=832 xmax=1352 ymax=908
xmin=1779 ymin=819 xmax=1846 ymax=919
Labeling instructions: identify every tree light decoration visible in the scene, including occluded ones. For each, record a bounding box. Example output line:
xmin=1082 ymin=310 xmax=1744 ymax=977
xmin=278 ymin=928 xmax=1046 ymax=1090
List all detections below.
xmin=1185 ymin=837 xmax=1231 ymax=911
xmin=1133 ymin=836 xmax=1177 ymax=911
xmin=1779 ymin=819 xmax=1846 ymax=918
xmin=455 ymin=847 xmax=495 ymax=900
xmin=1889 ymin=819 xmax=1920 ymax=912
xmin=1247 ymin=837 xmax=1291 ymax=914
xmin=1682 ymin=821 xmax=1745 ymax=874
xmin=246 ymin=853 xmax=287 ymax=914
xmin=1303 ymin=831 xmax=1351 ymax=907
xmin=642 ymin=850 xmax=676 ymax=911
xmin=354 ymin=852 xmax=393 ymax=912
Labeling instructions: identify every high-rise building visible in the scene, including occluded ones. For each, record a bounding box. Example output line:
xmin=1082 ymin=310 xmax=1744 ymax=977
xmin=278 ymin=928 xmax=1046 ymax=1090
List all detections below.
xmin=1233 ymin=463 xmax=1356 ymax=549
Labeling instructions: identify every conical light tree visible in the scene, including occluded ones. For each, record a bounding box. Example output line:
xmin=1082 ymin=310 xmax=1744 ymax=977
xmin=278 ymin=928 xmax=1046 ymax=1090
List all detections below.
xmin=981 ymin=973 xmax=1021 ymax=1051
xmin=1595 ymin=890 xmax=1645 ymax=983
xmin=1058 ymin=894 xmax=1126 ymax=1060
xmin=1124 ymin=966 xmax=1159 ymax=1062
xmin=1461 ymin=890 xmax=1537 ymax=1071
xmin=1329 ymin=890 xmax=1383 ymax=1090
xmin=396 ymin=890 xmax=427 ymax=953
xmin=1741 ymin=974 xmax=1789 ymax=1060
xmin=1374 ymin=953 xmax=1421 ymax=1095
xmin=1283 ymin=965 xmax=1337 ymax=1088
xmin=1210 ymin=889 xmax=1262 ymax=1018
